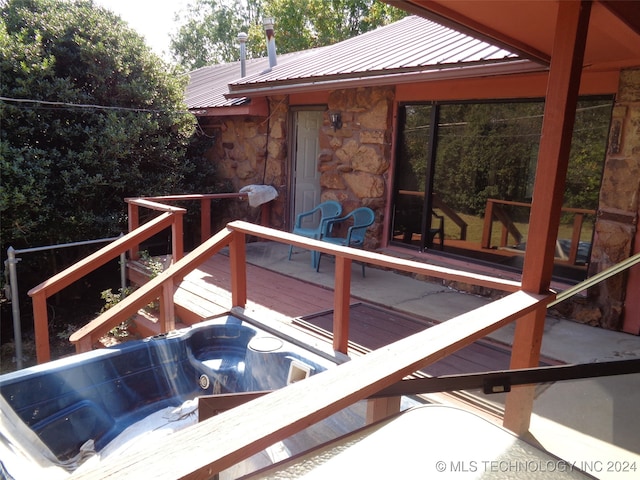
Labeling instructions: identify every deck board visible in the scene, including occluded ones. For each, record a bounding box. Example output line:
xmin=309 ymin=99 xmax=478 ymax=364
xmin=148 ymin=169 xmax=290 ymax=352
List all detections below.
xmin=176 ymin=253 xmax=347 ymax=322
xmin=176 ymin=254 xmax=559 ymax=378
xmin=297 ymin=303 xmax=561 ymax=376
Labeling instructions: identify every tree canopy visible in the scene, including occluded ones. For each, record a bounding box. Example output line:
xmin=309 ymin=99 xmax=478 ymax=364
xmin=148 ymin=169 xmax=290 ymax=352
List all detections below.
xmin=171 ymin=0 xmax=407 ymax=71
xmin=0 ymin=0 xmax=214 ymax=257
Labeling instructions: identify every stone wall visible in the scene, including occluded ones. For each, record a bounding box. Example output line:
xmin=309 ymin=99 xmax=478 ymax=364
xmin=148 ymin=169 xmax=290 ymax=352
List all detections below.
xmin=206 ymin=96 xmax=289 ymax=229
xmin=318 ymin=87 xmax=395 ymax=248
xmin=581 ymin=68 xmax=640 ymax=330
xmin=201 ymin=75 xmax=640 ymax=332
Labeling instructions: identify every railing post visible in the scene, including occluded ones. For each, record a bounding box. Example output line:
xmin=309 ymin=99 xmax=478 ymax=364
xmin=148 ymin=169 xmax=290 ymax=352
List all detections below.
xmin=503 ymin=305 xmax=546 ymax=433
xmin=200 ymin=198 xmax=211 ymax=244
xmin=366 ymin=397 xmax=401 ymax=424
xmin=504 ymin=0 xmax=591 ymax=435
xmin=128 ymin=201 xmax=140 ymax=261
xmin=229 ymin=231 xmax=247 ymax=308
xmin=260 ymin=202 xmax=271 ymax=227
xmin=32 ymin=292 xmax=51 ymax=363
xmin=172 ymin=211 xmax=185 ymax=262
xmin=333 ymin=255 xmax=352 ymax=353
xmin=568 ymin=213 xmax=584 ymax=264
xmin=159 ymin=281 xmax=176 ymax=333
xmin=76 ymin=336 xmax=93 ymax=354
xmin=482 ymin=199 xmax=495 ymax=248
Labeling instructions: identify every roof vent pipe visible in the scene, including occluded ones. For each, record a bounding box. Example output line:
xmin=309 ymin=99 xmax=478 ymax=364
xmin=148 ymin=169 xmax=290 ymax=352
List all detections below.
xmin=238 ymin=32 xmax=248 ymax=78
xmin=263 ymin=17 xmax=277 ymax=69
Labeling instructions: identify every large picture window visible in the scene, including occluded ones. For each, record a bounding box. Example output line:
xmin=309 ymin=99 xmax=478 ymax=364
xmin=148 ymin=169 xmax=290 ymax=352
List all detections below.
xmin=391 ymin=97 xmax=613 ymax=282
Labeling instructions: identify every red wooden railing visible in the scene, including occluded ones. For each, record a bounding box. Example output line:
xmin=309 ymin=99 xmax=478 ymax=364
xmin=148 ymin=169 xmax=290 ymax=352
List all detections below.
xmin=28 ymin=193 xmax=253 ymax=363
xmin=125 ymin=193 xmax=258 ymax=261
xmin=482 ymin=198 xmax=595 ymax=264
xmin=68 ymin=220 xmax=554 ymax=480
xmin=28 ymin=212 xmax=184 ymax=363
xmin=68 ymin=221 xmax=522 ymax=355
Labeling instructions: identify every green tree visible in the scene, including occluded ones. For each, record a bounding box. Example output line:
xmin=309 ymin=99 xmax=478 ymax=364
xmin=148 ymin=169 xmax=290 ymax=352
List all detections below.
xmin=171 ymin=0 xmax=406 ymax=70
xmin=0 ymin=0 xmax=212 ymax=258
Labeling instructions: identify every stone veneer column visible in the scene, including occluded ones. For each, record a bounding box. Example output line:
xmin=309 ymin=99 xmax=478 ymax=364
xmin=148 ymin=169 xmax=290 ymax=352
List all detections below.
xmin=588 ymin=68 xmax=640 ymax=331
xmin=318 ymin=87 xmax=394 ymax=248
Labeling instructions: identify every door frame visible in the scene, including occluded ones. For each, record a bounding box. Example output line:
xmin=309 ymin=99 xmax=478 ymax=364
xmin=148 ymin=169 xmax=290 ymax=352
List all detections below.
xmin=287 ymin=106 xmax=326 ymax=230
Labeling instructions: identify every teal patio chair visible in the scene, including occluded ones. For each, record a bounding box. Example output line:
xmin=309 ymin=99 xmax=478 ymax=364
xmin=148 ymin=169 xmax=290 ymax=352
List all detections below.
xmin=288 ymin=200 xmax=342 ymax=267
xmin=316 ymin=207 xmax=375 ymax=277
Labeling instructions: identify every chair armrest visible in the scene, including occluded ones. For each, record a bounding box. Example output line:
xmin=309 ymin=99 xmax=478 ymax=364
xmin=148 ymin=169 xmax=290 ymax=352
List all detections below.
xmin=321 ymin=215 xmax=345 ymax=237
xmin=294 ymin=206 xmax=320 ymax=228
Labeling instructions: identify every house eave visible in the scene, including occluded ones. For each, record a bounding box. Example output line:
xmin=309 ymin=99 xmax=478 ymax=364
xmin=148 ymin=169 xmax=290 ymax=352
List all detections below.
xmin=224 ymin=59 xmax=547 ymax=98
xmin=189 ymin=97 xmax=269 ymax=117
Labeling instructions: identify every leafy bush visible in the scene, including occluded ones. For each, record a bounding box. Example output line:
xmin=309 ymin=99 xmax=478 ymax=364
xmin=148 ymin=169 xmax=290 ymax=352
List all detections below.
xmin=0 ymin=0 xmax=213 ymax=259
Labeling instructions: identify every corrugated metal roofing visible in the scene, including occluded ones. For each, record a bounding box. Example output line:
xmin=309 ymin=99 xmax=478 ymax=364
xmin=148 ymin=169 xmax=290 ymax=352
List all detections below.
xmin=186 ymin=15 xmax=544 ymax=110
xmin=186 ymin=49 xmax=323 ymax=109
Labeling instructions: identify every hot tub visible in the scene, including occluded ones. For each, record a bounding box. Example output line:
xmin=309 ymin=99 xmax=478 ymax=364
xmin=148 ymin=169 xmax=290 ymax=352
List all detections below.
xmin=0 ymin=314 xmax=346 ymax=477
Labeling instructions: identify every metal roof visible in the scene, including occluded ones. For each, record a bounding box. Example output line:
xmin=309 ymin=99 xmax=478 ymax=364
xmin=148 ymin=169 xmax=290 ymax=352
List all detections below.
xmin=185 ymin=49 xmax=323 ymax=109
xmin=186 ymin=15 xmax=545 ymax=109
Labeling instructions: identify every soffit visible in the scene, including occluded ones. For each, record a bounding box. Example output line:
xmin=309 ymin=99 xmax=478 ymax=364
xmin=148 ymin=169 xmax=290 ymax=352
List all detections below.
xmin=388 ymin=0 xmax=640 ymax=72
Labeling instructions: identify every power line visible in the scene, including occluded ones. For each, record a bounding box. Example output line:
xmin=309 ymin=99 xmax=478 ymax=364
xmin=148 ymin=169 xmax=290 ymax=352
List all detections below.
xmin=0 ymin=96 xmax=193 ymax=115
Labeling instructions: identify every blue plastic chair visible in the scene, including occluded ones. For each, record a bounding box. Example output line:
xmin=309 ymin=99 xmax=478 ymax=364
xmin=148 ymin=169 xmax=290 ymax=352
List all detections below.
xmin=288 ymin=200 xmax=342 ymax=267
xmin=316 ymin=207 xmax=375 ymax=277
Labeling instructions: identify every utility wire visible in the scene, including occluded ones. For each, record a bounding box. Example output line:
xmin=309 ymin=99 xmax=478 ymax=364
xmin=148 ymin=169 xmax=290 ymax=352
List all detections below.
xmin=0 ymin=96 xmax=194 ymax=115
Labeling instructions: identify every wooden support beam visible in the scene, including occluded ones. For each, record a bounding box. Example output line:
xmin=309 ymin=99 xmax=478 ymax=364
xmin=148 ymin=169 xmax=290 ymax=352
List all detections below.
xmin=504 ymin=0 xmax=591 ymax=435
xmin=229 ymin=231 xmax=247 ymax=308
xmin=159 ymin=281 xmax=176 ymax=333
xmin=521 ymin=0 xmax=591 ymax=293
xmin=127 ymin=202 xmax=139 ymax=261
xmin=366 ymin=397 xmax=401 ymax=424
xmin=333 ymin=256 xmax=352 ymax=353
xmin=32 ymin=294 xmax=50 ymax=363
xmin=503 ymin=306 xmax=547 ymax=433
xmin=172 ymin=211 xmax=184 ymax=262
xmin=200 ymin=198 xmax=211 ymax=243
xmin=71 ymin=290 xmax=549 ymax=480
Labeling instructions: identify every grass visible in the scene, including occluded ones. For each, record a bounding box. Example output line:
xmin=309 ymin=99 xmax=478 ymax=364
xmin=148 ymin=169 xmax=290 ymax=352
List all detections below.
xmin=437 ymin=210 xmax=595 ymax=247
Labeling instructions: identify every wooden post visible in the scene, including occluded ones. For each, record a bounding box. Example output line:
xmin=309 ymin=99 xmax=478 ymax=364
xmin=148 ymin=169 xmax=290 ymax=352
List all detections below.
xmin=128 ymin=202 xmax=140 ymax=261
xmin=159 ymin=281 xmax=176 ymax=333
xmin=504 ymin=0 xmax=591 ymax=434
xmin=333 ymin=255 xmax=352 ymax=353
xmin=482 ymin=199 xmax=495 ymax=248
xmin=33 ymin=293 xmax=50 ymax=363
xmin=229 ymin=231 xmax=247 ymax=308
xmin=75 ymin=336 xmax=92 ymax=355
xmin=260 ymin=201 xmax=271 ymax=227
xmin=366 ymin=397 xmax=401 ymax=424
xmin=200 ymin=198 xmax=211 ymax=244
xmin=171 ymin=212 xmax=184 ymax=262
xmin=568 ymin=213 xmax=584 ymax=264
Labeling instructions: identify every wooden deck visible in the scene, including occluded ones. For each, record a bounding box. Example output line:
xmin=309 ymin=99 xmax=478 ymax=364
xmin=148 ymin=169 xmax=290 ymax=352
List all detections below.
xmin=296 ymin=303 xmax=561 ymax=377
xmin=175 ymin=252 xmax=354 ymax=324
xmin=175 ymin=253 xmax=560 ymax=376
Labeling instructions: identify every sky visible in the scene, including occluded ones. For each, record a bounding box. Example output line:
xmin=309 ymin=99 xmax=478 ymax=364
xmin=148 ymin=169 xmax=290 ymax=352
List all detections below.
xmin=93 ymin=0 xmax=192 ymax=61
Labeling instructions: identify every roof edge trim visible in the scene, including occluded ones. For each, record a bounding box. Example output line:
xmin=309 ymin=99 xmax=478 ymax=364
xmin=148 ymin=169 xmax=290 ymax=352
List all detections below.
xmin=387 ymin=0 xmax=551 ymax=65
xmin=225 ymin=60 xmax=547 ymax=98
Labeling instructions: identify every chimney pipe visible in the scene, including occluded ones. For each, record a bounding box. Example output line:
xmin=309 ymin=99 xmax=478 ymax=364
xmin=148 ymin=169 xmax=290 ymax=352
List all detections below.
xmin=238 ymin=32 xmax=248 ymax=78
xmin=263 ymin=17 xmax=277 ymax=69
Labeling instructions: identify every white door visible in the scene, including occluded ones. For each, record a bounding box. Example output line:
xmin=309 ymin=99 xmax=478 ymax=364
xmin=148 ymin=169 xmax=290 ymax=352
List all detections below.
xmin=293 ymin=110 xmax=323 ymax=228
